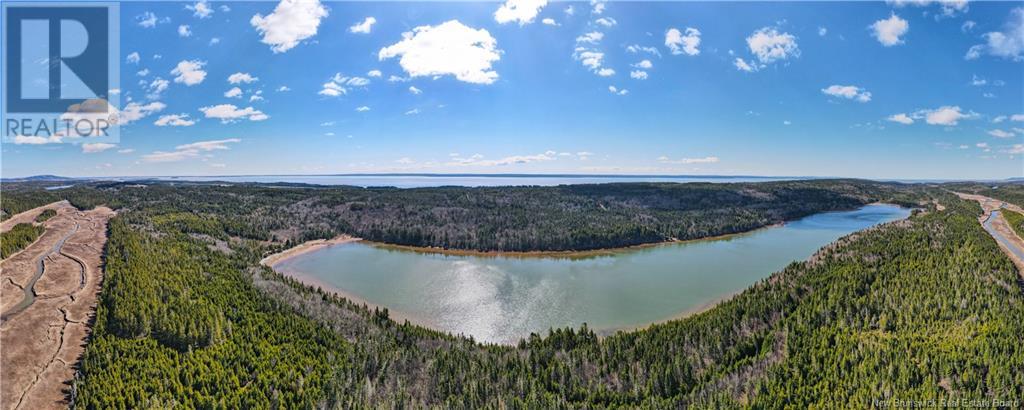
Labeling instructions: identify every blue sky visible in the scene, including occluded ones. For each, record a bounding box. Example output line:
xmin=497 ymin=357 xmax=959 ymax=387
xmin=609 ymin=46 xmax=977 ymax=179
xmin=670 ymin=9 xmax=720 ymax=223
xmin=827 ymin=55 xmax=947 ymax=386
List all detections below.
xmin=2 ymin=0 xmax=1022 ymax=179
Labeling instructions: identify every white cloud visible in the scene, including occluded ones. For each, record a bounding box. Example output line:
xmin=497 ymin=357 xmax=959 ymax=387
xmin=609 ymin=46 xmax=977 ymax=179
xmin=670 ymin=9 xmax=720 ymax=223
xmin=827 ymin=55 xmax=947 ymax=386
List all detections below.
xmin=119 ymin=101 xmax=166 ymax=124
xmin=962 ymin=20 xmax=976 ymax=32
xmin=988 ymin=129 xmax=1015 ymax=138
xmin=746 ymin=27 xmax=800 ymax=64
xmin=118 ymin=149 xmax=135 ymax=154
xmin=494 ymin=0 xmax=547 ymax=26
xmin=379 ymin=20 xmax=501 ymax=85
xmin=250 ymin=0 xmax=328 ymax=53
xmin=155 ymin=113 xmax=196 ymax=126
xmin=633 ymin=59 xmax=653 ymax=69
xmin=597 ymin=68 xmax=615 ymax=77
xmin=734 ymin=58 xmax=757 ymax=72
xmin=658 ymin=156 xmax=720 ymax=164
xmin=209 ymin=38 xmax=221 ymax=46
xmin=542 ymin=18 xmax=558 ymax=26
xmin=608 ymin=85 xmax=628 ymax=95
xmin=818 ymin=27 xmax=828 ymax=36
xmin=920 ymin=106 xmax=977 ymax=126
xmin=396 ymin=157 xmax=415 ymax=164
xmin=409 ymin=86 xmax=423 ymax=95
xmin=971 ymin=74 xmax=987 ymax=86
xmin=225 ymin=87 xmax=243 ymax=98
xmin=888 ymin=113 xmax=915 ymax=124
xmin=964 ymin=8 xmax=1024 ymax=61
xmin=319 ymin=73 xmax=371 ymax=97
xmin=871 ymin=14 xmax=909 ymax=47
xmin=12 ymin=135 xmax=62 ymax=145
xmin=591 ymin=0 xmax=606 ymax=15
xmin=595 ymin=17 xmax=617 ymax=27
xmin=356 ymin=106 xmax=371 ymax=112
xmin=228 ymin=72 xmax=259 ymax=84
xmin=447 ymin=152 xmax=558 ymax=167
xmin=171 ymin=60 xmax=207 ymax=85
xmin=137 ymin=69 xmax=150 ymax=77
xmin=186 ymin=0 xmax=214 ymax=18
xmin=249 ymin=91 xmax=264 ymax=102
xmin=626 ymin=44 xmax=661 ymax=57
xmin=126 ymin=52 xmax=140 ymax=64
xmin=199 ymin=104 xmax=268 ymax=123
xmin=276 ymin=85 xmax=291 ymax=92
xmin=630 ymin=70 xmax=648 ymax=80
xmin=82 ymin=143 xmax=116 ymax=153
xmin=665 ymin=27 xmax=701 ymax=56
xmin=143 ymin=138 xmax=241 ymax=163
xmin=976 ymin=142 xmax=989 ymax=148
xmin=367 ymin=70 xmax=382 ymax=77
xmin=564 ymin=5 xmax=575 ymax=15
xmin=821 ymin=85 xmax=872 ymax=102
xmin=350 ymin=17 xmax=377 ymax=34
xmin=178 ymin=25 xmax=192 ymax=37
xmin=1008 ymin=144 xmax=1024 ymax=155
xmin=888 ymin=0 xmax=968 ymax=18
xmin=576 ymin=31 xmax=604 ymax=44
xmin=405 ymin=108 xmax=421 ymax=115
xmin=1012 ymin=114 xmax=1024 ymax=122
xmin=137 ymin=12 xmax=159 ymax=28
xmin=574 ymin=50 xmax=605 ymax=71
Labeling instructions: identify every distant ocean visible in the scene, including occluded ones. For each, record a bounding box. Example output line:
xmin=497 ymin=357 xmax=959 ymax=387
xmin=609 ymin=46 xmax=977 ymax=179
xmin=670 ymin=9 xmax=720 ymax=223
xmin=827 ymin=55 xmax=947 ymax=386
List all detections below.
xmin=136 ymin=174 xmax=807 ymax=188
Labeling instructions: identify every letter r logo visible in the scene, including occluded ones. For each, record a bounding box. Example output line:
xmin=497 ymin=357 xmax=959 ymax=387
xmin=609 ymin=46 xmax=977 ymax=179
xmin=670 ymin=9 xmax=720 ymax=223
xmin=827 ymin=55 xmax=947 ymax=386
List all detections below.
xmin=5 ymin=6 xmax=108 ymax=113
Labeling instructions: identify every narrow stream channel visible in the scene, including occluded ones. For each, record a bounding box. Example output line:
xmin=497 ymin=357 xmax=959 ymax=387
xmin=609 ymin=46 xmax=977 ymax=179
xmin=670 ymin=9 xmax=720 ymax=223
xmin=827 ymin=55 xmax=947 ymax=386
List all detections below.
xmin=1 ymin=223 xmax=80 ymax=322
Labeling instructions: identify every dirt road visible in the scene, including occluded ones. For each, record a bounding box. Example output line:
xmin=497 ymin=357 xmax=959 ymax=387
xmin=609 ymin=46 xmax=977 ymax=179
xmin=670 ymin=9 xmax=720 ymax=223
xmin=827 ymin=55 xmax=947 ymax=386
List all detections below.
xmin=0 ymin=202 xmax=114 ymax=410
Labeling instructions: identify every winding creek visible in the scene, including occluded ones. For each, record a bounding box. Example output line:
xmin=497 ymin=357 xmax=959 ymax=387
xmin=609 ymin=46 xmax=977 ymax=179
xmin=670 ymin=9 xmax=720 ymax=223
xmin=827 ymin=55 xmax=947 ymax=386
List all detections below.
xmin=275 ymin=204 xmax=910 ymax=344
xmin=0 ymin=223 xmax=80 ymax=322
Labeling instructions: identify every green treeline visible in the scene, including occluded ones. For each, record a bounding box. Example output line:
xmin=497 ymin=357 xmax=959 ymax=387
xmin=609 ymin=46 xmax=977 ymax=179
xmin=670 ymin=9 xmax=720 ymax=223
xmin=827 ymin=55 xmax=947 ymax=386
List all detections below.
xmin=59 ymin=181 xmax=1024 ymax=407
xmin=1 ymin=223 xmax=44 ymax=259
xmin=35 ymin=209 xmax=57 ymax=223
xmin=3 ymin=179 xmax=922 ymax=252
xmin=1003 ymin=209 xmax=1024 ymax=239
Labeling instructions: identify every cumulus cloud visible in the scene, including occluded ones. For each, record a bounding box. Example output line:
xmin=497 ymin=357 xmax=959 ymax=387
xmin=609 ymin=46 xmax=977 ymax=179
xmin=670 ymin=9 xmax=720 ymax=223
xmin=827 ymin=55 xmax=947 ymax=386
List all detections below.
xmin=143 ymin=138 xmax=241 ymax=162
xmin=409 ymin=86 xmax=423 ymax=95
xmin=225 ymin=87 xmax=243 ymax=98
xmin=186 ymin=0 xmax=214 ymax=18
xmin=319 ymin=73 xmax=371 ymax=97
xmin=595 ymin=17 xmax=616 ymax=27
xmin=171 ymin=60 xmax=207 ymax=85
xmin=626 ymin=44 xmax=661 ymax=57
xmin=367 ymin=70 xmax=382 ymax=77
xmin=119 ymin=101 xmax=166 ymax=124
xmin=199 ymin=104 xmax=268 ymax=122
xmin=734 ymin=58 xmax=757 ymax=72
xmin=350 ymin=17 xmax=377 ymax=34
xmin=964 ymin=8 xmax=1024 ymax=61
xmin=155 ymin=114 xmax=196 ymax=126
xmin=13 ymin=135 xmax=63 ymax=145
xmin=871 ymin=14 xmax=909 ymax=46
xmin=494 ymin=0 xmax=547 ymax=26
xmin=82 ymin=143 xmax=116 ymax=153
xmin=126 ymin=52 xmax=140 ymax=64
xmin=379 ymin=20 xmax=501 ymax=85
xmin=228 ymin=72 xmax=259 ymax=84
xmin=576 ymin=31 xmax=604 ymax=44
xmin=608 ymin=85 xmax=628 ymax=95
xmin=250 ymin=0 xmax=328 ymax=53
xmin=633 ymin=60 xmax=653 ymax=69
xmin=665 ymin=27 xmax=701 ymax=56
xmin=178 ymin=25 xmax=192 ymax=37
xmin=821 ymin=85 xmax=872 ymax=102
xmin=630 ymin=70 xmax=648 ymax=80
xmin=542 ymin=18 xmax=558 ymax=26
xmin=147 ymin=78 xmax=169 ymax=99
xmin=356 ymin=106 xmax=371 ymax=112
xmin=888 ymin=113 xmax=915 ymax=124
xmin=888 ymin=0 xmax=968 ymax=18
xmin=137 ymin=12 xmax=159 ymax=28
xmin=747 ymin=27 xmax=800 ymax=64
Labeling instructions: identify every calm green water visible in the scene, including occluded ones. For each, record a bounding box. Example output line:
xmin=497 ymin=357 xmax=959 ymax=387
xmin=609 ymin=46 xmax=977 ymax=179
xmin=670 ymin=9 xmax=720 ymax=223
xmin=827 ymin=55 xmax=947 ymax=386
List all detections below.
xmin=276 ymin=204 xmax=909 ymax=344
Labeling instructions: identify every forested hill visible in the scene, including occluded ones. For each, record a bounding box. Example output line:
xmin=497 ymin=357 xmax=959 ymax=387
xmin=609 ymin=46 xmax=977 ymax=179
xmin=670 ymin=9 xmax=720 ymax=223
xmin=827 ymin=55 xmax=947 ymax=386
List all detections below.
xmin=19 ymin=181 xmax=1016 ymax=407
xmin=2 ymin=179 xmax=920 ymax=252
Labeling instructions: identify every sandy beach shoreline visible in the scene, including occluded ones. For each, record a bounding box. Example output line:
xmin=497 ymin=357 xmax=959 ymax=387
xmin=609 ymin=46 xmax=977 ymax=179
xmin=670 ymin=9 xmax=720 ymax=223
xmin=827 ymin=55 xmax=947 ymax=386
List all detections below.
xmin=260 ymin=235 xmax=361 ymax=267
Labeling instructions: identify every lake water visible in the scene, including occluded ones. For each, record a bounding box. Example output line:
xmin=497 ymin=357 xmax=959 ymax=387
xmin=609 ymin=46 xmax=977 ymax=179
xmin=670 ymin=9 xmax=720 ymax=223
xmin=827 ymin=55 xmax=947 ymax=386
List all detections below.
xmin=275 ymin=204 xmax=910 ymax=344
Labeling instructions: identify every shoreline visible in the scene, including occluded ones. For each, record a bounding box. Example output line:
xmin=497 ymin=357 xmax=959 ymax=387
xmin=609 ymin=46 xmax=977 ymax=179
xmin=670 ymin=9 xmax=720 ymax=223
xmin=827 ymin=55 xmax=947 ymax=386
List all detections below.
xmin=260 ymin=235 xmax=360 ymax=267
